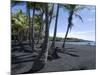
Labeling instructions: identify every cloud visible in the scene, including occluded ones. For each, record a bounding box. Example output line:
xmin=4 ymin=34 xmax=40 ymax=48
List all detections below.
xmin=69 ymin=34 xmax=95 ymax=41
xmin=87 ymin=18 xmax=95 ymax=22
xmin=69 ymin=31 xmax=95 ymax=41
xmin=49 ymin=32 xmax=65 ymax=38
xmin=70 ymin=31 xmax=95 ymax=35
xmin=87 ymin=5 xmax=96 ymax=13
xmin=91 ymin=9 xmax=95 ymax=13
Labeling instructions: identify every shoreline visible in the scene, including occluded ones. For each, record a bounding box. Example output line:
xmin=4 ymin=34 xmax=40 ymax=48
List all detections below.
xmin=49 ymin=41 xmax=96 ymax=46
xmin=49 ymin=41 xmax=96 ymax=48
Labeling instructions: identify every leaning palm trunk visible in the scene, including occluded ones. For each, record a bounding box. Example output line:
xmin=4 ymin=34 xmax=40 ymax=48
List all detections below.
xmin=50 ymin=4 xmax=59 ymax=51
xmin=62 ymin=10 xmax=74 ymax=48
xmin=62 ymin=26 xmax=70 ymax=48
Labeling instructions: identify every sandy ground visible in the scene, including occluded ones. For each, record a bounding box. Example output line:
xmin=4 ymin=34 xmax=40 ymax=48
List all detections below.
xmin=38 ymin=44 xmax=96 ymax=73
xmin=12 ymin=43 xmax=96 ymax=74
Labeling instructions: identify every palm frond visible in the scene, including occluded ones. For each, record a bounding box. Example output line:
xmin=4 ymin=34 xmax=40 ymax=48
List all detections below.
xmin=74 ymin=13 xmax=83 ymax=23
xmin=74 ymin=5 xmax=88 ymax=12
xmin=11 ymin=0 xmax=25 ymax=7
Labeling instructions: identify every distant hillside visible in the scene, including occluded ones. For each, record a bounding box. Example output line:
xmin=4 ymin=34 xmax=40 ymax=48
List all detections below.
xmin=49 ymin=37 xmax=93 ymax=42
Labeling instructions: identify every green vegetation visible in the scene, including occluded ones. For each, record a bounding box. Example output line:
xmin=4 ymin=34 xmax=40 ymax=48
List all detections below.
xmin=49 ymin=37 xmax=91 ymax=42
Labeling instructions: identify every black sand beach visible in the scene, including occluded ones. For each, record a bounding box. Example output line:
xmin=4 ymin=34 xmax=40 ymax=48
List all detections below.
xmin=11 ymin=42 xmax=96 ymax=74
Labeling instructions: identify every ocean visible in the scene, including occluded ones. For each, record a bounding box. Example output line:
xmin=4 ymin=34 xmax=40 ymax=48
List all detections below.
xmin=55 ymin=41 xmax=96 ymax=46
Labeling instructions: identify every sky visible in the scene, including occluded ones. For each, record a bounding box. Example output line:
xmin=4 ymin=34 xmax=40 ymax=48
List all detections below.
xmin=11 ymin=2 xmax=96 ymax=41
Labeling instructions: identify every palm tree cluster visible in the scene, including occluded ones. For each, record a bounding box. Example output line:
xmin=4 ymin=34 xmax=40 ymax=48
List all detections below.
xmin=11 ymin=0 xmax=85 ymax=74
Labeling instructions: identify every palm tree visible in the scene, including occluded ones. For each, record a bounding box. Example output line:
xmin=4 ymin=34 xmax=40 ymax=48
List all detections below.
xmin=11 ymin=9 xmax=31 ymax=53
xmin=62 ymin=4 xmax=84 ymax=48
xmin=11 ymin=0 xmax=24 ymax=7
xmin=11 ymin=0 xmax=32 ymax=44
xmin=11 ymin=9 xmax=28 ymax=41
xmin=50 ymin=4 xmax=60 ymax=53
xmin=48 ymin=4 xmax=55 ymax=28
xmin=22 ymin=3 xmax=49 ymax=73
xmin=36 ymin=14 xmax=44 ymax=44
xmin=30 ymin=2 xmax=36 ymax=52
xmin=38 ymin=3 xmax=49 ymax=62
xmin=36 ymin=4 xmax=55 ymax=44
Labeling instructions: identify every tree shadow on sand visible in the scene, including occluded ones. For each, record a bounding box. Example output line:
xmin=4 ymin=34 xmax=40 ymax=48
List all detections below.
xmin=11 ymin=45 xmax=80 ymax=75
xmin=47 ymin=47 xmax=79 ymax=61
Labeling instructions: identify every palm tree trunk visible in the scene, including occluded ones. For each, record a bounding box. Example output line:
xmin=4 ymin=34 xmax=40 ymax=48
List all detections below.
xmin=62 ymin=11 xmax=74 ymax=48
xmin=26 ymin=2 xmax=31 ymax=46
xmin=38 ymin=3 xmax=49 ymax=62
xmin=37 ymin=12 xmax=44 ymax=44
xmin=50 ymin=4 xmax=59 ymax=49
xmin=22 ymin=4 xmax=49 ymax=73
xmin=48 ymin=4 xmax=54 ymax=28
xmin=37 ymin=4 xmax=54 ymax=45
xmin=31 ymin=3 xmax=35 ymax=51
xmin=62 ymin=26 xmax=70 ymax=48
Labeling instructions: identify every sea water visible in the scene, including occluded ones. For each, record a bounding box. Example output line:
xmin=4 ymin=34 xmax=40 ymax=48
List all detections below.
xmin=56 ymin=41 xmax=96 ymax=46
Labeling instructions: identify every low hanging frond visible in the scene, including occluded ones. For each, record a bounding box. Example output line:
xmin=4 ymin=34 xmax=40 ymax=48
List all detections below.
xmin=74 ymin=13 xmax=83 ymax=23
